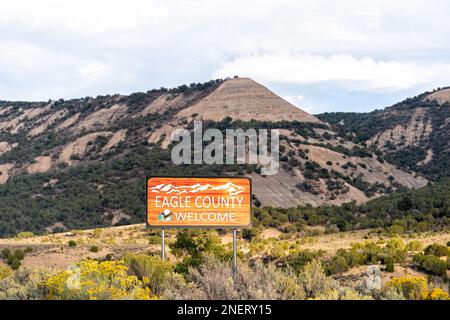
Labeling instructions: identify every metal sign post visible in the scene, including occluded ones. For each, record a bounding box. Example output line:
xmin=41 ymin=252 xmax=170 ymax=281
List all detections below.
xmin=161 ymin=228 xmax=165 ymax=260
xmin=232 ymin=229 xmax=237 ymax=275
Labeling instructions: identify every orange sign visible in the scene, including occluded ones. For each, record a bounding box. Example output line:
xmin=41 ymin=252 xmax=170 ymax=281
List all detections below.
xmin=147 ymin=177 xmax=251 ymax=228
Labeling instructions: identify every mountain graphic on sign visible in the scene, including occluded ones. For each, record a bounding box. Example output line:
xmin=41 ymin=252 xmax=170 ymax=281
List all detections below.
xmin=150 ymin=182 xmax=245 ymax=196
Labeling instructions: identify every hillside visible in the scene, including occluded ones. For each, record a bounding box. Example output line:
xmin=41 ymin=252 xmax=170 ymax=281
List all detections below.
xmin=0 ymin=78 xmax=427 ymax=236
xmin=177 ymin=77 xmax=321 ymax=123
xmin=318 ymin=87 xmax=450 ymax=180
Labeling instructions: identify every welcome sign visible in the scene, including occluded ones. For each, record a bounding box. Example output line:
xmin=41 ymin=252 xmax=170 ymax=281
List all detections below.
xmin=147 ymin=177 xmax=251 ymax=228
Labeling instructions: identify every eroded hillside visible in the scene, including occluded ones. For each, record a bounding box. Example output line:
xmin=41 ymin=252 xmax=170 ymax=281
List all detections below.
xmin=319 ymin=87 xmax=450 ymax=181
xmin=0 ymin=78 xmax=427 ymax=235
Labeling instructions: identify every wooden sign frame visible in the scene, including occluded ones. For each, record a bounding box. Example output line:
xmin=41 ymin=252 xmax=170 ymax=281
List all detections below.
xmin=146 ymin=176 xmax=252 ymax=229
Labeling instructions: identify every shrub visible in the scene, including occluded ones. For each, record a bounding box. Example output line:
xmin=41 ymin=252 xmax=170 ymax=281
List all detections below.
xmin=381 ymin=285 xmax=406 ymax=300
xmin=68 ymin=240 xmax=77 ymax=247
xmin=385 ymin=276 xmax=450 ymax=300
xmin=1 ymin=248 xmax=11 ymax=259
xmin=2 ymin=249 xmax=27 ymax=270
xmin=385 ymin=258 xmax=395 ymax=273
xmin=314 ymin=287 xmax=372 ymax=300
xmin=406 ymin=240 xmax=423 ymax=252
xmin=45 ymin=260 xmax=152 ymax=300
xmin=270 ymin=245 xmax=285 ymax=259
xmin=325 ymin=224 xmax=340 ymax=234
xmin=169 ymin=231 xmax=230 ymax=274
xmin=123 ymin=254 xmax=173 ymax=296
xmin=384 ymin=239 xmax=407 ymax=263
xmin=327 ymin=256 xmax=349 ymax=274
xmin=71 ymin=230 xmax=84 ymax=236
xmin=13 ymin=250 xmax=25 ymax=261
xmin=242 ymin=228 xmax=258 ymax=241
xmin=89 ymin=246 xmax=99 ymax=253
xmin=299 ymin=260 xmax=339 ymax=299
xmin=10 ymin=259 xmax=21 ymax=270
xmin=388 ymin=225 xmax=404 ymax=236
xmin=0 ymin=268 xmax=49 ymax=300
xmin=164 ymin=255 xmax=306 ymax=300
xmin=424 ymin=244 xmax=448 ymax=257
xmin=0 ymin=265 xmax=12 ymax=279
xmin=413 ymin=254 xmax=447 ymax=277
xmin=148 ymin=236 xmax=161 ymax=245
xmin=385 ymin=276 xmax=428 ymax=300
xmin=93 ymin=229 xmax=103 ymax=238
xmin=16 ymin=232 xmax=34 ymax=239
xmin=429 ymin=288 xmax=450 ymax=300
xmin=280 ymin=250 xmax=324 ymax=273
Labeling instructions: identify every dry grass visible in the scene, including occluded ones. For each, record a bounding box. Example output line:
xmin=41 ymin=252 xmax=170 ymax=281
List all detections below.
xmin=1 ymin=224 xmax=448 ymax=273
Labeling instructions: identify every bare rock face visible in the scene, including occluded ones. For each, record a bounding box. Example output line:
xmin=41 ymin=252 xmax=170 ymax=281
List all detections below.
xmin=368 ymin=107 xmax=432 ymax=150
xmin=27 ymin=156 xmax=52 ymax=174
xmin=425 ymin=88 xmax=450 ymax=105
xmin=177 ymin=77 xmax=321 ymax=123
xmin=0 ymin=163 xmax=14 ymax=184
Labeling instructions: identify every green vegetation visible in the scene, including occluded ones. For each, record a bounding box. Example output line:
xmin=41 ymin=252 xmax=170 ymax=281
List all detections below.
xmin=413 ymin=254 xmax=447 ymax=277
xmin=251 ymin=178 xmax=450 ymax=234
xmin=169 ymin=230 xmax=231 ymax=274
xmin=0 ymin=146 xmax=256 ymax=237
xmin=321 ymin=239 xmax=407 ymax=275
xmin=1 ymin=248 xmax=30 ymax=270
xmin=0 ymin=228 xmax=448 ymax=300
xmin=123 ymin=254 xmax=173 ymax=296
xmin=206 ymin=118 xmax=329 ymax=140
xmin=318 ymin=94 xmax=450 ymax=181
xmin=409 ymin=243 xmax=449 ymax=277
xmin=424 ymin=244 xmax=448 ymax=257
xmin=15 ymin=232 xmax=34 ymax=239
xmin=280 ymin=249 xmax=324 ymax=273
xmin=68 ymin=240 xmax=77 ymax=247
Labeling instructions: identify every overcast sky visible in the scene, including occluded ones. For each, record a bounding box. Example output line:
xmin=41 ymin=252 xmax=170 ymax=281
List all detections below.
xmin=1 ymin=0 xmax=450 ymax=113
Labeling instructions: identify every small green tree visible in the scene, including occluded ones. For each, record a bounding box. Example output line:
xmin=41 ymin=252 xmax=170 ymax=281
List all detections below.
xmin=10 ymin=259 xmax=21 ymax=270
xmin=68 ymin=240 xmax=77 ymax=247
xmin=385 ymin=258 xmax=395 ymax=273
xmin=1 ymin=248 xmax=11 ymax=259
xmin=424 ymin=244 xmax=448 ymax=257
xmin=13 ymin=250 xmax=25 ymax=261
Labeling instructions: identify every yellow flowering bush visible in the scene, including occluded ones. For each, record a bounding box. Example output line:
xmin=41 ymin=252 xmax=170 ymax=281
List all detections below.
xmin=385 ymin=276 xmax=428 ymax=300
xmin=45 ymin=260 xmax=155 ymax=300
xmin=0 ymin=265 xmax=12 ymax=279
xmin=385 ymin=276 xmax=450 ymax=300
xmin=429 ymin=288 xmax=450 ymax=300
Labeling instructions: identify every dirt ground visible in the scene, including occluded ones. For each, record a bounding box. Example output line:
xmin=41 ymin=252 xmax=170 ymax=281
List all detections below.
xmin=0 ymin=224 xmax=449 ymax=273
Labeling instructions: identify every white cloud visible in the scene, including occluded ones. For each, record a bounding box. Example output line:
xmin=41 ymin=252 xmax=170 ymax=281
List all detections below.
xmin=0 ymin=0 xmax=449 ymax=103
xmin=213 ymin=53 xmax=450 ymax=92
xmin=284 ymin=95 xmax=304 ymax=104
xmin=283 ymin=94 xmax=331 ymax=114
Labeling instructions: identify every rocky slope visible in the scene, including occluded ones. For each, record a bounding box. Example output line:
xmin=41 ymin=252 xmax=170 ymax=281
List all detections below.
xmin=319 ymin=87 xmax=450 ymax=181
xmin=0 ymin=78 xmax=427 ymax=235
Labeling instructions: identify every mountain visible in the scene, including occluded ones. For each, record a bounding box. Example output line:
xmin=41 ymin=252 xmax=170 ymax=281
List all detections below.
xmin=147 ymin=77 xmax=322 ymax=148
xmin=0 ymin=77 xmax=427 ymax=236
xmin=177 ymin=77 xmax=321 ymax=123
xmin=318 ymin=87 xmax=450 ymax=181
